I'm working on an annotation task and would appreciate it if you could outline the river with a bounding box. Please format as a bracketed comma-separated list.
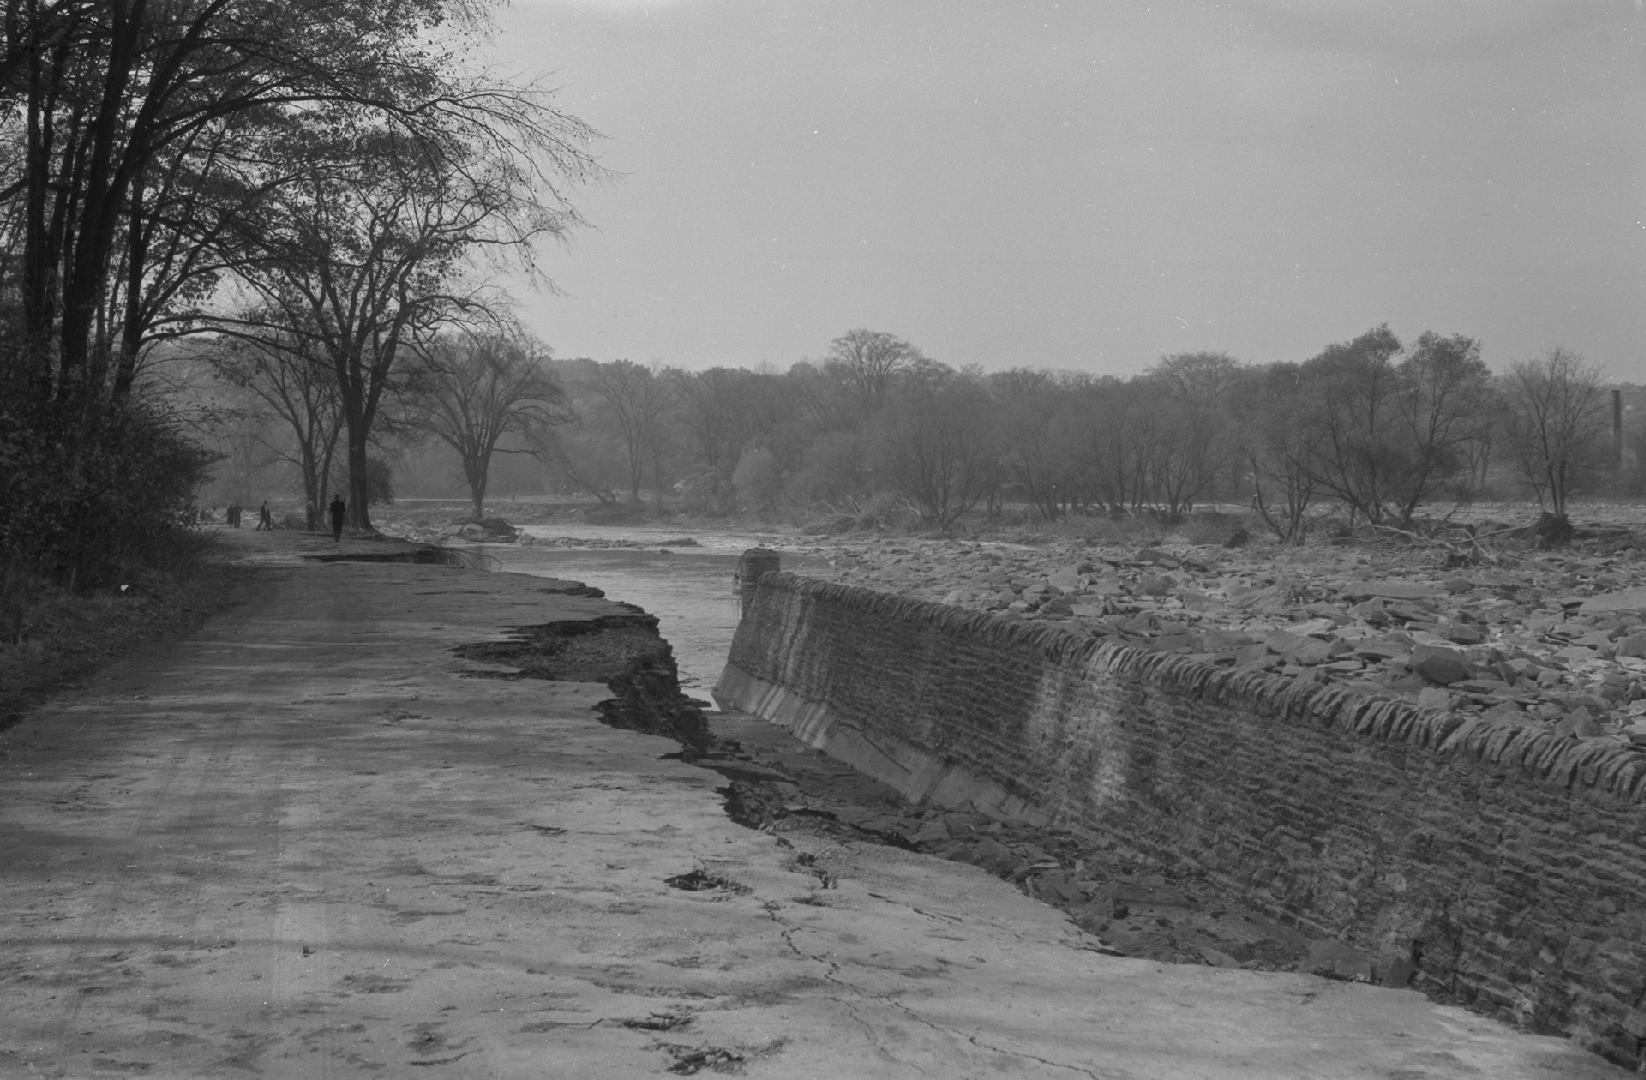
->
[461, 524, 835, 705]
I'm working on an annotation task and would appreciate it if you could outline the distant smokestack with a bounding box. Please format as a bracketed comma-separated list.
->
[1615, 388, 1625, 471]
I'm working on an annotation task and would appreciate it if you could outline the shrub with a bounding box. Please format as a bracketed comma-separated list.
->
[0, 397, 213, 591]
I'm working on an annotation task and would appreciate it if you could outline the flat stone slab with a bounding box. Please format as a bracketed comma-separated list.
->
[1580, 587, 1646, 614]
[1340, 580, 1439, 601]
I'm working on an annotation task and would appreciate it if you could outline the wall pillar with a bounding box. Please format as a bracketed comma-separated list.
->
[735, 548, 781, 619]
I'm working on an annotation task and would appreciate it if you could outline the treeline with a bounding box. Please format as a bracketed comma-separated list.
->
[0, 0, 596, 589]
[191, 313, 1624, 547]
[522, 327, 1623, 541]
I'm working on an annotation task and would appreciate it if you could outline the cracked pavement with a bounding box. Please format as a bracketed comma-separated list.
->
[0, 529, 1627, 1078]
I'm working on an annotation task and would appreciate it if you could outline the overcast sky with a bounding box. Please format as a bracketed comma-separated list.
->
[487, 0, 1645, 378]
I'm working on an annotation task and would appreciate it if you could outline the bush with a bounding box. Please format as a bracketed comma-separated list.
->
[0, 396, 214, 591]
[1178, 511, 1249, 546]
[854, 491, 920, 531]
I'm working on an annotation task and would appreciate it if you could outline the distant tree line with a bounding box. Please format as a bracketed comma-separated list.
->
[190, 306, 1629, 543]
[163, 316, 1629, 548]
[511, 326, 1620, 542]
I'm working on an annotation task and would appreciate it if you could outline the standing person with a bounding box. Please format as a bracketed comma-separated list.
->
[329, 495, 346, 542]
[256, 501, 272, 531]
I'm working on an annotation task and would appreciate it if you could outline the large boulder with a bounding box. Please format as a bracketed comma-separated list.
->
[1411, 643, 1471, 685]
[454, 516, 519, 542]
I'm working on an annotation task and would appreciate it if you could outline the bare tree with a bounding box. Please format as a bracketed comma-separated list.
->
[226, 114, 590, 531]
[581, 360, 675, 505]
[1386, 332, 1493, 522]
[1294, 326, 1404, 523]
[826, 329, 925, 418]
[1146, 351, 1240, 509]
[1069, 377, 1150, 512]
[1294, 326, 1488, 525]
[409, 328, 568, 519]
[1500, 347, 1609, 519]
[1229, 363, 1320, 543]
[991, 368, 1080, 520]
[874, 375, 1000, 531]
[207, 321, 344, 524]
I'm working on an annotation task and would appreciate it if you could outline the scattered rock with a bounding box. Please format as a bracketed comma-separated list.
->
[1581, 588, 1646, 615]
[1411, 644, 1471, 685]
[1416, 687, 1452, 711]
[1553, 707, 1601, 739]
[1341, 581, 1434, 602]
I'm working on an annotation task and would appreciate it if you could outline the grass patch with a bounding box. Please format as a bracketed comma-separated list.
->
[0, 532, 257, 732]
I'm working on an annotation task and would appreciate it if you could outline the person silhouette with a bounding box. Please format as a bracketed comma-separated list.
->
[256, 501, 272, 531]
[329, 495, 346, 541]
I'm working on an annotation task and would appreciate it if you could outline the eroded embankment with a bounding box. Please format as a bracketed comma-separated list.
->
[452, 602, 710, 753]
[453, 572, 1356, 978]
[716, 570, 1646, 1073]
[304, 544, 459, 565]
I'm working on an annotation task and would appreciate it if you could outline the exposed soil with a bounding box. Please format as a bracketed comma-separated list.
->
[452, 606, 713, 752]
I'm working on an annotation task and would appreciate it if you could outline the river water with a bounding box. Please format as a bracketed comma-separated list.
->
[463, 524, 834, 706]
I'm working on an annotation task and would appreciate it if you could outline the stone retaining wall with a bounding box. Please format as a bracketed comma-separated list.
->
[714, 571, 1646, 1071]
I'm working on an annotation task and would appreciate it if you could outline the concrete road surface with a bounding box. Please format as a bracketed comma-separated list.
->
[0, 531, 1627, 1078]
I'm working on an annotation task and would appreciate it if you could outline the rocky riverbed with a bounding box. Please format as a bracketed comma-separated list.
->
[812, 518, 1646, 749]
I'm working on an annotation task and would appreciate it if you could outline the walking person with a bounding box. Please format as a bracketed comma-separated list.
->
[256, 501, 272, 531]
[329, 495, 346, 542]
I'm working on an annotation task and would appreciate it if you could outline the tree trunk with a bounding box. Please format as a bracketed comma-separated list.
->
[469, 459, 487, 520]
[347, 428, 372, 533]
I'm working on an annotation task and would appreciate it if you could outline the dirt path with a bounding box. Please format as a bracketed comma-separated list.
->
[0, 532, 1627, 1078]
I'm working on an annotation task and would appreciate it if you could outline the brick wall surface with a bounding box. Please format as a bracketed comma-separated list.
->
[720, 572, 1646, 1070]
